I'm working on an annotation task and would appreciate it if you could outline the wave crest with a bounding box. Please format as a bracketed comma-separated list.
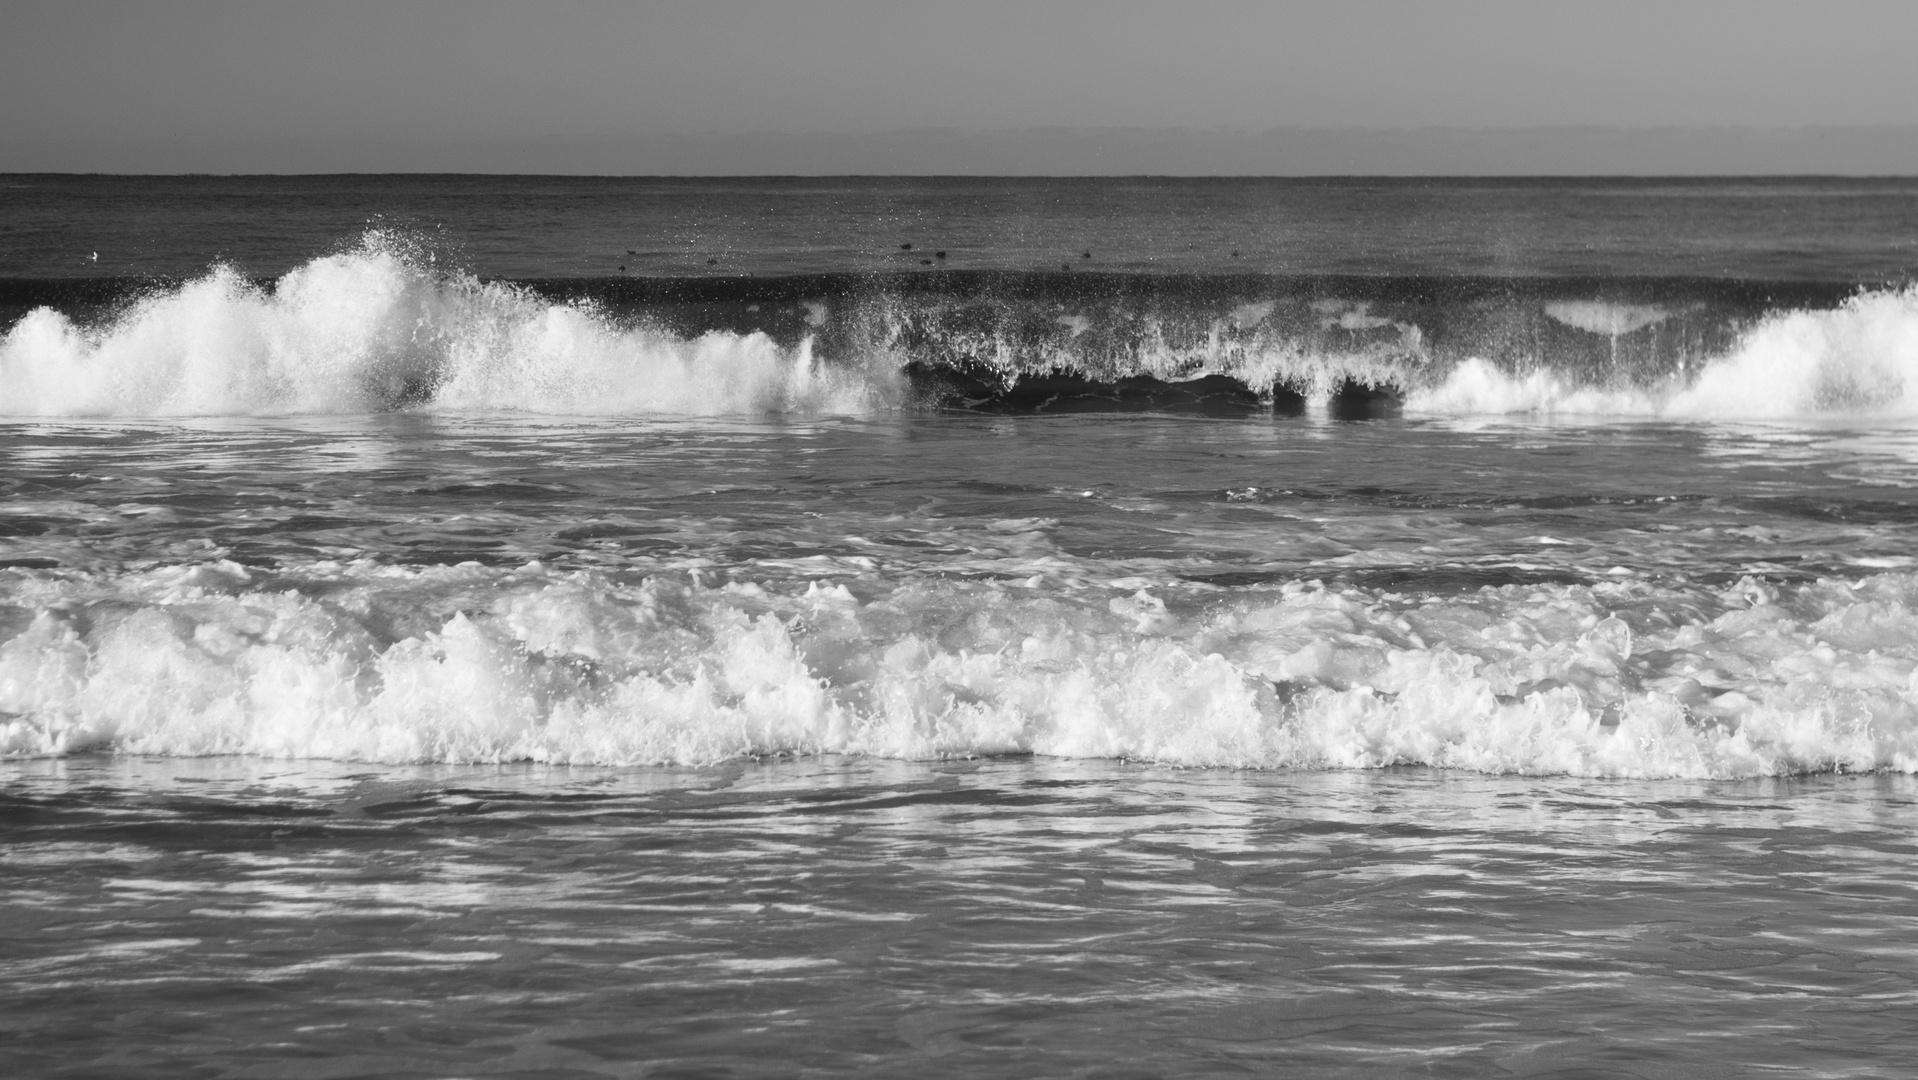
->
[1413, 287, 1918, 419]
[5, 235, 1917, 421]
[0, 235, 889, 417]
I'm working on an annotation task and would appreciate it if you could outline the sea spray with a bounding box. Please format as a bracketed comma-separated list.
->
[1413, 286, 1918, 418]
[9, 234, 1918, 420]
[0, 236, 892, 417]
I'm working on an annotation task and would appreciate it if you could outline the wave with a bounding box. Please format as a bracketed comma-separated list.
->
[4, 558, 1918, 777]
[0, 235, 892, 416]
[1415, 289, 1918, 418]
[1, 232, 1913, 420]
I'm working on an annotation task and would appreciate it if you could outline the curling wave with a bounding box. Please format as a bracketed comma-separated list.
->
[2, 233, 1914, 420]
[4, 559, 1917, 777]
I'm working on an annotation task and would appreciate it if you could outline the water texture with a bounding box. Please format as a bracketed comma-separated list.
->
[4, 757, 1916, 1079]
[5, 176, 1918, 1076]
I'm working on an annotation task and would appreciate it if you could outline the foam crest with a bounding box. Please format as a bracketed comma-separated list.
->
[7, 242, 1918, 421]
[4, 561, 1916, 777]
[1413, 287, 1918, 419]
[1666, 287, 1918, 418]
[0, 235, 889, 417]
[1406, 358, 1658, 416]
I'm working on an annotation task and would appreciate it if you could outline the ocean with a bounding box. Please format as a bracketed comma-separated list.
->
[4, 175, 1918, 1076]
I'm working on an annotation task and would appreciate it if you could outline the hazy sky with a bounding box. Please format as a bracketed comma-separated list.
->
[6, 0, 1918, 173]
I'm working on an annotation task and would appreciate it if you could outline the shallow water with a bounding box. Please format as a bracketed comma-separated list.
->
[4, 756, 1915, 1078]
[8, 412, 1918, 578]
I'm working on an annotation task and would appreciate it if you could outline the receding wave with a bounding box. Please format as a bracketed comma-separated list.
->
[2, 232, 1913, 420]
[3, 558, 1916, 777]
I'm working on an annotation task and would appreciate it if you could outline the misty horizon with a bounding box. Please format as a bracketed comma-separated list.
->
[12, 124, 1918, 176]
[8, 0, 1918, 175]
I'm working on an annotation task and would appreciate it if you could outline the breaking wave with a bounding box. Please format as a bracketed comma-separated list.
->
[2, 233, 1914, 420]
[1415, 289, 1918, 419]
[4, 559, 1917, 777]
[0, 236, 891, 416]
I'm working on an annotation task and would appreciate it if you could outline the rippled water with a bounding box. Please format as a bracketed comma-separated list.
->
[10, 175, 1918, 280]
[5, 756, 1915, 1077]
[10, 413, 1918, 579]
[9, 414, 1918, 775]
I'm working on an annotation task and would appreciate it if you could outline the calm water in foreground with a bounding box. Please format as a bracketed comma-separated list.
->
[6, 756, 1917, 1078]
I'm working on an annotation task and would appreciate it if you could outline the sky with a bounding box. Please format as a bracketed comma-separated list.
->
[5, 0, 1918, 173]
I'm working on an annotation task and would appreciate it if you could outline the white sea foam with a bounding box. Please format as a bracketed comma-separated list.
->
[1408, 358, 1661, 416]
[0, 235, 889, 417]
[1412, 287, 1918, 419]
[1666, 288, 1918, 418]
[4, 560, 1915, 777]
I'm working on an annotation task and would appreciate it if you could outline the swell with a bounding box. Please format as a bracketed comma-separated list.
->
[1, 237, 1912, 419]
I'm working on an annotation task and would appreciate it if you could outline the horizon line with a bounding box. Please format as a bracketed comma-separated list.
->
[10, 125, 1918, 177]
[10, 172, 1918, 180]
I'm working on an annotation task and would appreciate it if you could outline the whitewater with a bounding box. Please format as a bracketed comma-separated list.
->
[8, 556, 1918, 777]
[3, 235, 1918, 778]
[5, 232, 1918, 778]
[5, 234, 1917, 420]
[9, 175, 1918, 1078]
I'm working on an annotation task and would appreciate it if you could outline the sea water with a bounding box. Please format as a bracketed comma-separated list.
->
[3, 176, 1918, 1076]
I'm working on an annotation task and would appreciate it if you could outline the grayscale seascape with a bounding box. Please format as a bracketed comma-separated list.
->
[5, 173, 1918, 1075]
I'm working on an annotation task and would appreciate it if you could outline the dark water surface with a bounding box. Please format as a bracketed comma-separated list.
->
[8, 174, 1918, 280]
[5, 756, 1916, 1079]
